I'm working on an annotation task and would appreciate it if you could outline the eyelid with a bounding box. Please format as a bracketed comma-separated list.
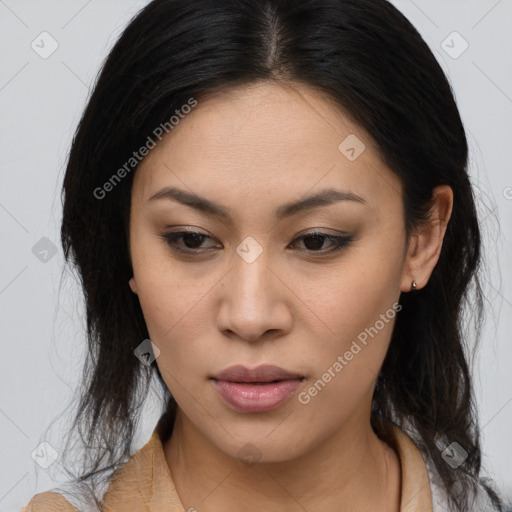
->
[289, 231, 353, 253]
[160, 228, 219, 254]
[159, 227, 354, 256]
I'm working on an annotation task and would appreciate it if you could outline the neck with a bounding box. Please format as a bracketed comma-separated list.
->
[163, 410, 401, 512]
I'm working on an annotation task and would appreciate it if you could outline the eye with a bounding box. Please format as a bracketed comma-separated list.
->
[159, 228, 354, 256]
[289, 230, 354, 254]
[160, 230, 220, 254]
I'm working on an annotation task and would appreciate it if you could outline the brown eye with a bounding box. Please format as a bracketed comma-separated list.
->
[179, 232, 207, 249]
[291, 232, 354, 254]
[302, 234, 327, 251]
[160, 230, 220, 254]
[160, 229, 353, 257]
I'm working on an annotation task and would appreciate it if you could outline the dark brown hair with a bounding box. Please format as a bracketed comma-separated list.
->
[53, 0, 504, 510]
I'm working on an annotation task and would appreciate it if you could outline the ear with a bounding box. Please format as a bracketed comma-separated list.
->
[400, 185, 453, 292]
[129, 276, 138, 294]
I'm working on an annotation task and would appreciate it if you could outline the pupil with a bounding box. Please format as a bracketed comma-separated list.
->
[184, 233, 204, 248]
[305, 235, 324, 250]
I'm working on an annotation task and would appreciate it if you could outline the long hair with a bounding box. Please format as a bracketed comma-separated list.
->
[54, 0, 504, 510]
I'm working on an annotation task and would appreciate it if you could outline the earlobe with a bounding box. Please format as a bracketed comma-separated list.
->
[129, 277, 138, 294]
[400, 234, 420, 292]
[400, 185, 453, 292]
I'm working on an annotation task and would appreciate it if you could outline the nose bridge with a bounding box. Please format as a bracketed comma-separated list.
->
[218, 237, 288, 340]
[231, 237, 272, 308]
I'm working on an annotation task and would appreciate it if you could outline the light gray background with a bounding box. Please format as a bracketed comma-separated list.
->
[1, 1, 511, 510]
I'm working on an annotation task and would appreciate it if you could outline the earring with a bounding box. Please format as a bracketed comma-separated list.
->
[411, 281, 417, 291]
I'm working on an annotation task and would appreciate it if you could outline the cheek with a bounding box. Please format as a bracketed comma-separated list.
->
[133, 265, 219, 381]
[131, 232, 204, 333]
[293, 281, 400, 431]
[291, 250, 402, 407]
[137, 275, 209, 346]
[139, 286, 212, 402]
[129, 226, 225, 378]
[298, 259, 400, 343]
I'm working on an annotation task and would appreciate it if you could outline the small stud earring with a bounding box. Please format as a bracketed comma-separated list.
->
[411, 281, 417, 291]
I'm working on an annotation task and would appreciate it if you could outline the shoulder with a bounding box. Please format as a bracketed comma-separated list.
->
[23, 491, 79, 512]
[426, 459, 503, 512]
[22, 432, 161, 512]
[409, 434, 503, 512]
[389, 423, 503, 512]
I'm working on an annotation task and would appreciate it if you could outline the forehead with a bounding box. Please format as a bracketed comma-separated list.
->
[132, 81, 403, 213]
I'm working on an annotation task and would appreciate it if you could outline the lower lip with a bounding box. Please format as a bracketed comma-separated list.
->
[212, 378, 303, 412]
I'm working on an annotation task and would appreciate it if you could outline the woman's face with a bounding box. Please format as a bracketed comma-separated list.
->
[128, 80, 413, 462]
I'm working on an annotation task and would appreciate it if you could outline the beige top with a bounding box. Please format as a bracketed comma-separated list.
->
[23, 423, 433, 511]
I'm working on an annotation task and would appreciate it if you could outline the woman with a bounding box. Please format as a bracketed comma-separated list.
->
[24, 0, 505, 510]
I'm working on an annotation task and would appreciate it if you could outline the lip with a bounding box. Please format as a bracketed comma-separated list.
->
[212, 364, 304, 383]
[211, 364, 305, 413]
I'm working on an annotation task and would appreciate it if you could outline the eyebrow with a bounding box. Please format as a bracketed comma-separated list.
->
[147, 186, 366, 220]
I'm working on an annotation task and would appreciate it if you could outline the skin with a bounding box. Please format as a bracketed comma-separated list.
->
[128, 80, 453, 511]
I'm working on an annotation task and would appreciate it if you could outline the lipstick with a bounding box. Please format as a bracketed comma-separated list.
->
[211, 364, 304, 413]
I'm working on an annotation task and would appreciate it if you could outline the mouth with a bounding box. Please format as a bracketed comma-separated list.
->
[211, 364, 305, 383]
[211, 364, 305, 413]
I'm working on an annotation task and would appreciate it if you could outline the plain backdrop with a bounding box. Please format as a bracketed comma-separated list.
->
[0, 1, 511, 510]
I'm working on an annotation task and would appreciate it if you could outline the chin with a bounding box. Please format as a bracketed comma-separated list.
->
[209, 427, 310, 465]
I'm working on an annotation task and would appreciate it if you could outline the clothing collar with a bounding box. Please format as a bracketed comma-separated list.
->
[102, 423, 433, 511]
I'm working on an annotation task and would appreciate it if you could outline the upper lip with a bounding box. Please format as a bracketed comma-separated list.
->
[212, 364, 304, 383]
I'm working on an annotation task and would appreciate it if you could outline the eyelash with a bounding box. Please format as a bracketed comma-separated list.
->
[159, 229, 354, 256]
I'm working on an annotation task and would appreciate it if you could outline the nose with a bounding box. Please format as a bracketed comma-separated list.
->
[216, 245, 293, 343]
